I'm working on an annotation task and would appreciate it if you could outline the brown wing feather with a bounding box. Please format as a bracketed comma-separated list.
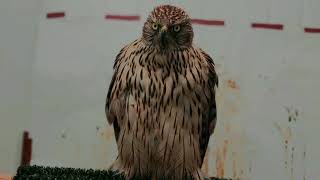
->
[105, 73, 121, 141]
[198, 49, 218, 164]
[105, 45, 129, 142]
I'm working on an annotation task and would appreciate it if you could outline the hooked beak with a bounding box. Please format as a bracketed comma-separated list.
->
[160, 25, 168, 50]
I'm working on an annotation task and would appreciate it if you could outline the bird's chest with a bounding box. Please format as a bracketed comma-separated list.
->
[129, 65, 202, 109]
[130, 67, 171, 103]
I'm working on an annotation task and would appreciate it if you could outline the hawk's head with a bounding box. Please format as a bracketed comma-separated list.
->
[142, 5, 194, 52]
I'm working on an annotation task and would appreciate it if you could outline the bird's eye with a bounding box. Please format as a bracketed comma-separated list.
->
[152, 23, 159, 30]
[173, 25, 181, 32]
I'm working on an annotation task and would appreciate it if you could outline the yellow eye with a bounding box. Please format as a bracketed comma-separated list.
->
[152, 23, 159, 30]
[173, 25, 181, 32]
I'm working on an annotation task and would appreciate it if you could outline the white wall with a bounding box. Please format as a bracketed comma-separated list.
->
[1, 0, 320, 179]
[0, 0, 42, 175]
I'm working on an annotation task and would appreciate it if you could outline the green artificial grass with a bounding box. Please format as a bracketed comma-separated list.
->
[13, 165, 232, 180]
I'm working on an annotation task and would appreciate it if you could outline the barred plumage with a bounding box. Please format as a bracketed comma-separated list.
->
[105, 5, 218, 180]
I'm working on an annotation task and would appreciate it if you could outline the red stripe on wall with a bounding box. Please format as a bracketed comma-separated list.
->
[191, 19, 225, 26]
[251, 23, 283, 30]
[304, 27, 320, 33]
[46, 12, 65, 19]
[105, 14, 140, 21]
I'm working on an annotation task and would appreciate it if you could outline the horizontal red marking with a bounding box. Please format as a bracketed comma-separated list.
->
[251, 23, 283, 30]
[191, 19, 225, 26]
[105, 14, 140, 21]
[304, 27, 320, 33]
[46, 12, 65, 19]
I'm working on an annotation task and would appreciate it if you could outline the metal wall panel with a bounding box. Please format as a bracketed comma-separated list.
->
[28, 1, 320, 179]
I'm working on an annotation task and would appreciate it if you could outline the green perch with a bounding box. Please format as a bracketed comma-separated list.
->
[13, 165, 232, 180]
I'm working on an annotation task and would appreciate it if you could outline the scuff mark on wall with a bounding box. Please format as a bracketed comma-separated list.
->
[231, 131, 246, 180]
[212, 122, 248, 179]
[285, 139, 288, 169]
[232, 151, 237, 179]
[303, 145, 307, 180]
[215, 148, 225, 178]
[211, 75, 247, 179]
[258, 74, 269, 80]
[61, 132, 67, 139]
[274, 122, 292, 170]
[248, 159, 252, 175]
[274, 106, 305, 180]
[60, 129, 70, 140]
[226, 79, 240, 90]
[290, 147, 294, 180]
[214, 139, 229, 178]
[202, 147, 209, 175]
[285, 106, 299, 123]
[100, 126, 114, 140]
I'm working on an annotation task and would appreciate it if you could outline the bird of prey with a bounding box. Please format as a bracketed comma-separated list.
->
[105, 5, 218, 180]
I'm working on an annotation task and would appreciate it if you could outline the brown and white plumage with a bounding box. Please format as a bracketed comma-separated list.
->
[105, 5, 218, 180]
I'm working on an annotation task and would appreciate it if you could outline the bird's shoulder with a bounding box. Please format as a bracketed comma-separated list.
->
[191, 46, 219, 87]
[113, 38, 145, 69]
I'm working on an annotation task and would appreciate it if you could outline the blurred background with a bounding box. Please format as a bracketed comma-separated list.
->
[0, 0, 320, 179]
